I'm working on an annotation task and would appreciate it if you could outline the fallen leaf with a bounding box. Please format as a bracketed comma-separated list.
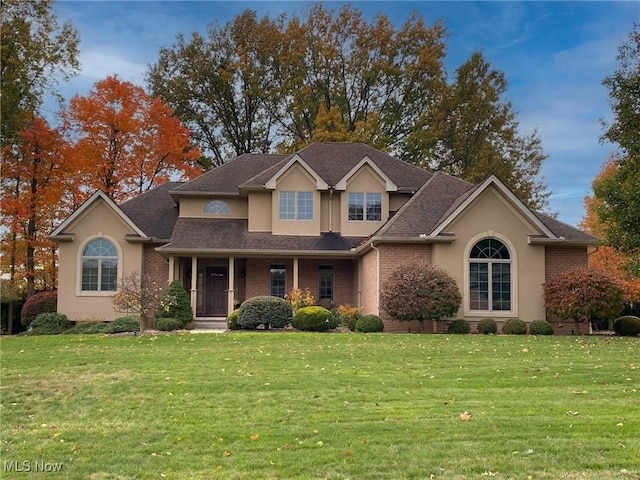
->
[460, 411, 471, 421]
[250, 434, 259, 441]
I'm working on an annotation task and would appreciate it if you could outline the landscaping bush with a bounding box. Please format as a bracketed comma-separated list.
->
[153, 317, 183, 331]
[104, 316, 140, 333]
[529, 319, 554, 335]
[613, 315, 640, 336]
[502, 318, 527, 335]
[448, 319, 470, 334]
[477, 318, 497, 334]
[333, 304, 361, 331]
[227, 309, 240, 330]
[380, 261, 461, 332]
[355, 314, 384, 333]
[238, 296, 293, 329]
[64, 322, 109, 334]
[156, 281, 193, 327]
[29, 312, 71, 335]
[20, 291, 57, 327]
[292, 306, 332, 332]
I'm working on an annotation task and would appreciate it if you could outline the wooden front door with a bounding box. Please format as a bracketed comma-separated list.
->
[205, 266, 227, 316]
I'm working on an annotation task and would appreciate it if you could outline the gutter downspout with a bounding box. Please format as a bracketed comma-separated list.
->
[370, 240, 380, 316]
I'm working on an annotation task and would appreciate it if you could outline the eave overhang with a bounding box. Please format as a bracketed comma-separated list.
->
[353, 234, 457, 254]
[527, 236, 601, 247]
[155, 247, 359, 258]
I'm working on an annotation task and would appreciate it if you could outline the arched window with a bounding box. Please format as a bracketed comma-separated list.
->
[81, 238, 118, 291]
[469, 238, 511, 311]
[203, 200, 231, 214]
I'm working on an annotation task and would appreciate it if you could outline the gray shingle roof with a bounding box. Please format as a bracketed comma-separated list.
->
[118, 182, 181, 240]
[533, 212, 599, 243]
[242, 143, 431, 192]
[158, 218, 365, 253]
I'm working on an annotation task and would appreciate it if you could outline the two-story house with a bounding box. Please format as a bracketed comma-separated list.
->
[50, 143, 598, 333]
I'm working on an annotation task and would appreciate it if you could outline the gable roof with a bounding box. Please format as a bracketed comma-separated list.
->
[49, 190, 148, 241]
[243, 143, 431, 192]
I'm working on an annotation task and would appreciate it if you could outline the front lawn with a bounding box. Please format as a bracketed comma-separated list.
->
[1, 333, 638, 479]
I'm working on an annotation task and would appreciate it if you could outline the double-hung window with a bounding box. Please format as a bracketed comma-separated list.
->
[279, 191, 313, 220]
[318, 265, 335, 301]
[469, 238, 511, 311]
[270, 264, 286, 298]
[81, 238, 118, 292]
[348, 192, 382, 221]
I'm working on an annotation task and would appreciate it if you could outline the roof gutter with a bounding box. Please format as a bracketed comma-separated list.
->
[527, 235, 601, 247]
[353, 234, 457, 255]
[154, 247, 360, 258]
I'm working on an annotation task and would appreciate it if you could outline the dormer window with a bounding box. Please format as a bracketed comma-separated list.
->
[348, 192, 382, 221]
[203, 200, 231, 214]
[279, 191, 313, 221]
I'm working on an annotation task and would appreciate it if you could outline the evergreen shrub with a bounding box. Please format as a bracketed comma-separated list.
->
[502, 318, 527, 334]
[529, 319, 554, 335]
[227, 309, 240, 330]
[613, 315, 640, 336]
[447, 319, 470, 334]
[238, 296, 293, 329]
[29, 312, 71, 335]
[292, 306, 332, 332]
[64, 322, 109, 334]
[105, 316, 140, 333]
[477, 318, 497, 334]
[153, 317, 182, 331]
[355, 314, 384, 333]
[156, 281, 193, 327]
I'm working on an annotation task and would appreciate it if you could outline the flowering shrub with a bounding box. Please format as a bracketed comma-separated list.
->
[543, 268, 624, 334]
[380, 261, 461, 331]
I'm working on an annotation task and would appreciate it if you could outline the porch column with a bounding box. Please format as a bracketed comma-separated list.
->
[190, 256, 198, 315]
[227, 256, 235, 315]
[167, 255, 175, 282]
[293, 257, 299, 290]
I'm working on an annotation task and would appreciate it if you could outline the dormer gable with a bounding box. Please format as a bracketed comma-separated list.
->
[335, 155, 398, 192]
[264, 154, 329, 190]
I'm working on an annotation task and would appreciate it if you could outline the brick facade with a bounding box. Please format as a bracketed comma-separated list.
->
[142, 244, 169, 328]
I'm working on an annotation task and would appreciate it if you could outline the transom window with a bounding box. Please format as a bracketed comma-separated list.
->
[82, 238, 118, 292]
[270, 264, 286, 298]
[348, 192, 382, 221]
[203, 200, 231, 214]
[469, 238, 511, 311]
[279, 191, 313, 220]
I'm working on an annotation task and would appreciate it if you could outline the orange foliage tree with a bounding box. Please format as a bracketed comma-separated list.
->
[0, 115, 74, 297]
[60, 75, 201, 203]
[581, 154, 640, 306]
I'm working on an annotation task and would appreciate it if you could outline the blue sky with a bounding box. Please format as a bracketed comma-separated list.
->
[51, 1, 639, 227]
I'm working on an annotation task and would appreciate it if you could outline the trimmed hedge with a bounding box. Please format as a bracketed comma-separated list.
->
[238, 296, 293, 329]
[448, 319, 470, 334]
[477, 318, 497, 334]
[20, 291, 57, 327]
[613, 315, 640, 336]
[29, 312, 71, 335]
[502, 318, 527, 335]
[64, 322, 109, 334]
[529, 319, 554, 335]
[292, 306, 332, 332]
[154, 317, 183, 331]
[355, 314, 384, 333]
[105, 316, 140, 333]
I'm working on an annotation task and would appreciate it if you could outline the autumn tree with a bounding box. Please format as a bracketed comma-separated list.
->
[543, 268, 625, 334]
[0, 0, 79, 146]
[0, 116, 73, 298]
[581, 155, 640, 308]
[593, 24, 640, 275]
[60, 75, 202, 203]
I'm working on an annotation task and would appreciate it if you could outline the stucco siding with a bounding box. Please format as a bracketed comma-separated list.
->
[180, 196, 248, 218]
[271, 165, 321, 236]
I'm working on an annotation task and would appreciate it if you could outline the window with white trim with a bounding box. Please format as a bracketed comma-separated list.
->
[348, 192, 382, 221]
[279, 191, 313, 220]
[81, 238, 118, 291]
[469, 238, 511, 311]
[203, 200, 231, 214]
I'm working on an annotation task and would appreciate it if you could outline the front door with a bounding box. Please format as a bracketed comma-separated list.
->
[205, 266, 228, 316]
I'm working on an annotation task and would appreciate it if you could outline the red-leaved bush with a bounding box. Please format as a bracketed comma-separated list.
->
[380, 261, 461, 330]
[20, 291, 58, 326]
[543, 268, 624, 334]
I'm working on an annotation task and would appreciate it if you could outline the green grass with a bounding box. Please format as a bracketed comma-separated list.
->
[1, 332, 639, 479]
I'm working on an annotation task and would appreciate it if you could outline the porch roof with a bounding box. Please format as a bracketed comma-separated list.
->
[157, 218, 366, 255]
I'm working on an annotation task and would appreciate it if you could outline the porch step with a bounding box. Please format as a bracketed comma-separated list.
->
[192, 318, 227, 331]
